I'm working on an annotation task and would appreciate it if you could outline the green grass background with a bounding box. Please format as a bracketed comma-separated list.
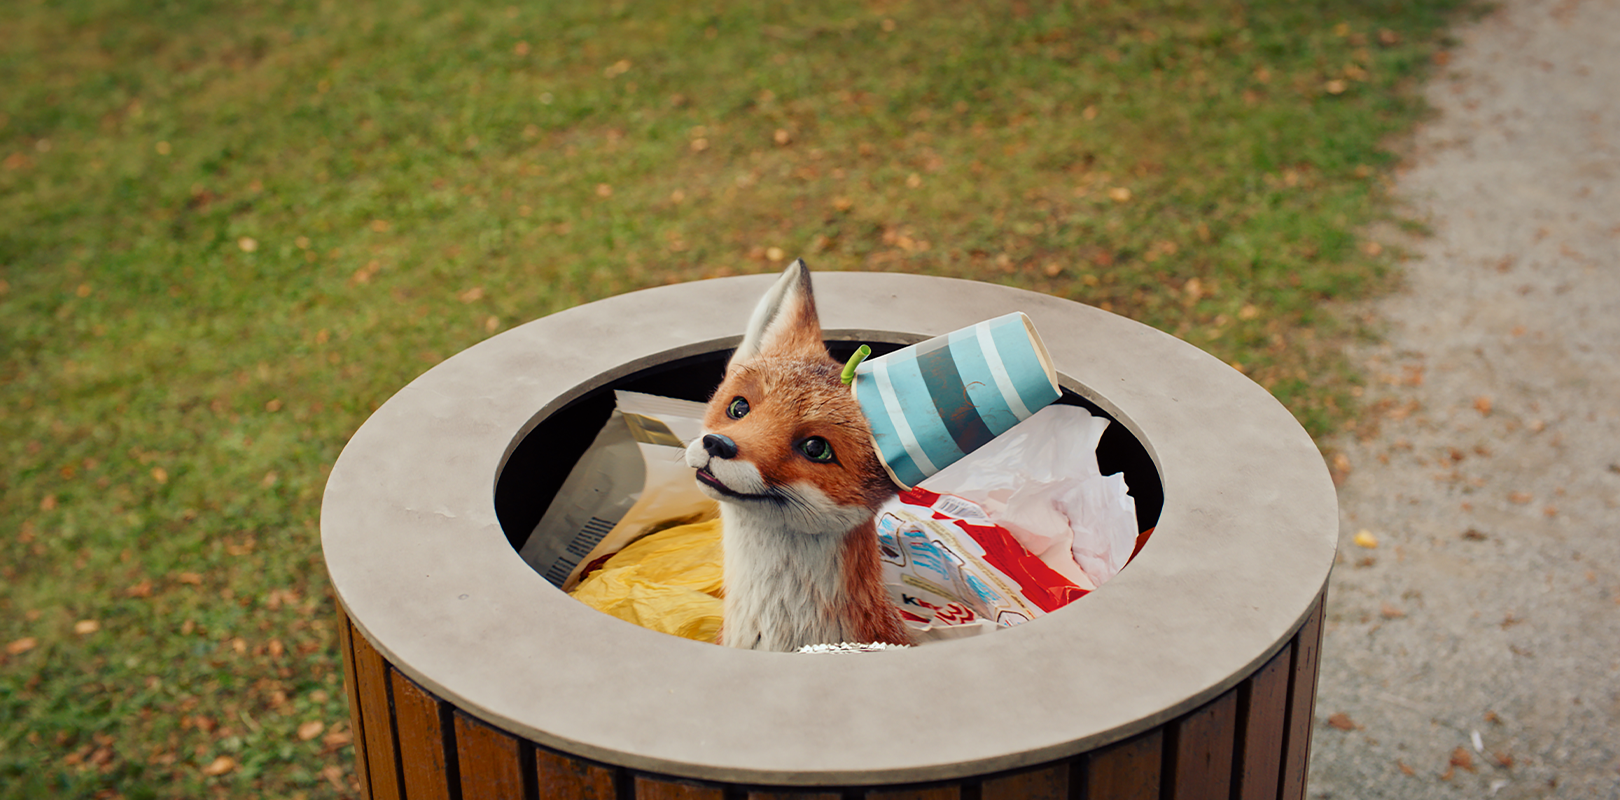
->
[3, 0, 1467, 796]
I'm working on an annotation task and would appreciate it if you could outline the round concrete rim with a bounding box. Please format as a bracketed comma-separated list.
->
[320, 272, 1337, 786]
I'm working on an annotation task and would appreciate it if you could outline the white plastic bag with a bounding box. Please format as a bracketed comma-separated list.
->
[919, 404, 1138, 589]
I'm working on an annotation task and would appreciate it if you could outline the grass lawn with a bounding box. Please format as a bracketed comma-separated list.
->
[2, 0, 1468, 797]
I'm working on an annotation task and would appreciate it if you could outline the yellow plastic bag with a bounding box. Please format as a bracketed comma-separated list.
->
[567, 518, 724, 643]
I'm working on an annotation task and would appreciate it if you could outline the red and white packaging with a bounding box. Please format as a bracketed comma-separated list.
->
[876, 488, 1089, 642]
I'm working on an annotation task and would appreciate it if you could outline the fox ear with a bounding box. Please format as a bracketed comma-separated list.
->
[731, 258, 825, 368]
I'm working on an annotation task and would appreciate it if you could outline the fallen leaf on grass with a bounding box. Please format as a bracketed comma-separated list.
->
[126, 580, 154, 598]
[321, 764, 347, 789]
[322, 727, 354, 750]
[297, 720, 325, 741]
[1327, 712, 1358, 731]
[5, 637, 38, 655]
[177, 572, 203, 585]
[73, 619, 100, 635]
[200, 755, 236, 776]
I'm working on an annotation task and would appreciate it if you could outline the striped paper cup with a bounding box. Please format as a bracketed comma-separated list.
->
[852, 312, 1060, 489]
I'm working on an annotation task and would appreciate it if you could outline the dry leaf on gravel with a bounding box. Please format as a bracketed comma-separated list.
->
[1379, 604, 1406, 619]
[1397, 759, 1416, 776]
[1473, 396, 1493, 415]
[1328, 712, 1358, 731]
[1353, 530, 1379, 548]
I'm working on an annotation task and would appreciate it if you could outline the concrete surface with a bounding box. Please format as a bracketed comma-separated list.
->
[1308, 0, 1620, 797]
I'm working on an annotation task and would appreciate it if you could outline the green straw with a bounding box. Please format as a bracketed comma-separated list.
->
[841, 345, 871, 385]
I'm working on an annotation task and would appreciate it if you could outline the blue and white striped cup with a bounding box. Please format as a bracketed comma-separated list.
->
[852, 312, 1061, 489]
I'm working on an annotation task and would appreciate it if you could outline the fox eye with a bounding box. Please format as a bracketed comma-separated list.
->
[797, 436, 835, 463]
[726, 397, 750, 419]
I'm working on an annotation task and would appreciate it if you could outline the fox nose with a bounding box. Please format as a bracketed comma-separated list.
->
[702, 434, 738, 459]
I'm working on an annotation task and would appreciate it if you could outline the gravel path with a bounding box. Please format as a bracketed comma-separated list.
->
[1307, 0, 1620, 797]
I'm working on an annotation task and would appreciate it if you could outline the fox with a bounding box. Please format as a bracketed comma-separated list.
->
[683, 259, 910, 652]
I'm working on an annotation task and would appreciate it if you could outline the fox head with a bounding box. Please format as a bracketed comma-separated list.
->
[684, 260, 898, 536]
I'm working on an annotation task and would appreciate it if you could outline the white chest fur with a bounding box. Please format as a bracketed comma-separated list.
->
[719, 502, 865, 651]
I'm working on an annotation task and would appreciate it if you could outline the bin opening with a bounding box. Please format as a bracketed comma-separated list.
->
[497, 342, 1162, 554]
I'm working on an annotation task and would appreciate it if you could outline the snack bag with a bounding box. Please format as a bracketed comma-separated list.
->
[877, 488, 1089, 642]
[518, 391, 716, 590]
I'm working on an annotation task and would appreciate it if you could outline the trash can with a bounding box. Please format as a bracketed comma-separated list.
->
[320, 271, 1336, 799]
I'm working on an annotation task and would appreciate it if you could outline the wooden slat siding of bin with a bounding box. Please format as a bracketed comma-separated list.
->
[391, 666, 460, 800]
[336, 607, 373, 799]
[1279, 595, 1325, 800]
[455, 710, 534, 800]
[744, 790, 843, 800]
[350, 620, 405, 800]
[980, 762, 1068, 800]
[1162, 688, 1237, 800]
[862, 785, 960, 800]
[632, 774, 727, 799]
[1233, 645, 1292, 800]
[1078, 728, 1161, 800]
[534, 746, 617, 800]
